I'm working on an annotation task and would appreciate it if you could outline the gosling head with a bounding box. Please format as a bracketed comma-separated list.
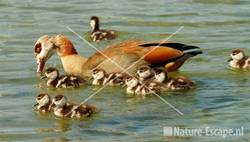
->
[153, 68, 168, 83]
[136, 65, 153, 79]
[34, 93, 51, 109]
[125, 76, 139, 88]
[44, 67, 59, 80]
[90, 16, 100, 32]
[52, 95, 67, 108]
[229, 49, 245, 62]
[92, 69, 105, 80]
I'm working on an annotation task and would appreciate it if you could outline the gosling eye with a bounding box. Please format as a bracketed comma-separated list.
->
[232, 51, 240, 55]
[93, 70, 98, 74]
[232, 52, 237, 55]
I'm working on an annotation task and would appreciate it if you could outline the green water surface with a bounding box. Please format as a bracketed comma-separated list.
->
[0, 0, 250, 141]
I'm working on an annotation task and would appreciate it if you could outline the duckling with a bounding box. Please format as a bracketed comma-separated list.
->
[153, 68, 196, 91]
[125, 76, 156, 96]
[228, 49, 250, 70]
[91, 69, 125, 86]
[153, 68, 169, 83]
[33, 93, 53, 113]
[166, 76, 196, 91]
[136, 65, 154, 82]
[52, 95, 95, 118]
[90, 16, 116, 42]
[43, 67, 83, 88]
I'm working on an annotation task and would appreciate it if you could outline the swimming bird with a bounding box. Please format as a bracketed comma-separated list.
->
[43, 67, 83, 88]
[136, 65, 154, 82]
[165, 76, 196, 91]
[52, 95, 95, 118]
[153, 68, 169, 83]
[125, 76, 156, 96]
[228, 49, 250, 70]
[91, 68, 125, 86]
[153, 68, 196, 91]
[90, 16, 116, 42]
[34, 35, 202, 78]
[33, 93, 53, 113]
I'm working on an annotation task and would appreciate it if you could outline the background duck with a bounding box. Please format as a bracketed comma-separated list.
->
[90, 16, 116, 42]
[228, 49, 250, 70]
[52, 95, 95, 118]
[34, 35, 202, 78]
[33, 93, 52, 113]
[43, 67, 84, 88]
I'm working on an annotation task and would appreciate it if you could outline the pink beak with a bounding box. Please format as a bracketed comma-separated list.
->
[36, 58, 45, 73]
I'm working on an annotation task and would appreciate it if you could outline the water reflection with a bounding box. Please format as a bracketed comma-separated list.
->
[42, 138, 70, 142]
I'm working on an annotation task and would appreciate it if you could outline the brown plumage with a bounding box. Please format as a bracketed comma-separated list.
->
[34, 35, 202, 78]
[52, 95, 96, 118]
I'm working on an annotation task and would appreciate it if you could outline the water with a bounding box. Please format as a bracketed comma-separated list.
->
[0, 0, 250, 141]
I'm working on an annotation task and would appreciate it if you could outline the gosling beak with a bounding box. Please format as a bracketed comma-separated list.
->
[40, 75, 47, 80]
[33, 103, 38, 109]
[50, 103, 56, 108]
[122, 83, 127, 87]
[227, 58, 233, 62]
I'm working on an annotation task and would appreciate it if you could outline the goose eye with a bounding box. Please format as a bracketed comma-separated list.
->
[34, 43, 42, 54]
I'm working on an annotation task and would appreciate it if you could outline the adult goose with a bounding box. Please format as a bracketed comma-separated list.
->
[34, 35, 202, 78]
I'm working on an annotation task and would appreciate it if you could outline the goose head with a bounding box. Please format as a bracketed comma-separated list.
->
[34, 35, 55, 73]
[90, 16, 100, 32]
[34, 35, 78, 73]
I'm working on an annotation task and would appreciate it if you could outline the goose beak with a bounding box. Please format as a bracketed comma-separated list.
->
[36, 58, 45, 73]
[227, 58, 233, 62]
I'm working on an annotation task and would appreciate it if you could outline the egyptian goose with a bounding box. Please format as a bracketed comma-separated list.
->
[91, 68, 124, 86]
[34, 35, 202, 78]
[228, 49, 250, 70]
[33, 93, 53, 113]
[90, 16, 116, 42]
[43, 67, 84, 88]
[52, 95, 95, 118]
